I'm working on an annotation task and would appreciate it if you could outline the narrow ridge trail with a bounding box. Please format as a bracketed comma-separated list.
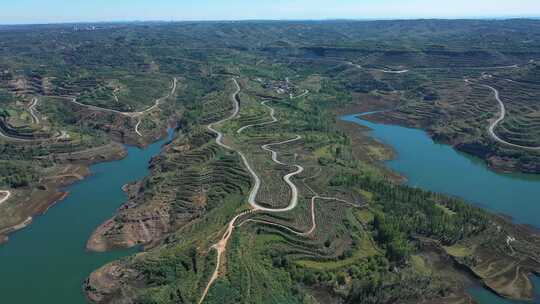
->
[199, 78, 353, 304]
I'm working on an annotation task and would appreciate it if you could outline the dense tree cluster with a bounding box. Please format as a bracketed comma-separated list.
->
[332, 173, 489, 251]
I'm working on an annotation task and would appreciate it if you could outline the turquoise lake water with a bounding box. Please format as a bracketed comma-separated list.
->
[1, 112, 539, 304]
[341, 113, 540, 304]
[0, 132, 171, 304]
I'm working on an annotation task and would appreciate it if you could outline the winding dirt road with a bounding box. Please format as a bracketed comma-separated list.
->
[66, 77, 177, 136]
[0, 97, 42, 141]
[199, 78, 354, 303]
[66, 77, 177, 118]
[236, 100, 276, 134]
[483, 84, 540, 150]
[290, 90, 310, 99]
[346, 60, 521, 74]
[199, 78, 242, 304]
[201, 78, 306, 303]
[233, 97, 305, 211]
[256, 136, 304, 212]
[0, 190, 11, 206]
[465, 79, 540, 150]
[210, 84, 305, 212]
[199, 65, 534, 302]
[134, 119, 143, 137]
[237, 196, 356, 237]
[28, 98, 40, 124]
[376, 68, 410, 74]
[135, 77, 178, 116]
[1, 78, 177, 141]
[346, 62, 409, 74]
[198, 210, 251, 304]
[206, 78, 241, 150]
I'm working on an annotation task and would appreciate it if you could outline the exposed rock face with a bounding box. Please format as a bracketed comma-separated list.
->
[84, 262, 138, 304]
[87, 201, 172, 252]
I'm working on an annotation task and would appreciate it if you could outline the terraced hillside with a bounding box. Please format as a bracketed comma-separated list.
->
[483, 65, 540, 148]
[1, 20, 540, 303]
[86, 75, 540, 304]
[360, 61, 540, 173]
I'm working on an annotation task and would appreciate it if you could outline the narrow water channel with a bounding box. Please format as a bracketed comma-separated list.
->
[341, 113, 540, 304]
[0, 131, 172, 304]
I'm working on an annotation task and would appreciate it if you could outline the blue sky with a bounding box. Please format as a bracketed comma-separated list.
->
[2, 0, 540, 24]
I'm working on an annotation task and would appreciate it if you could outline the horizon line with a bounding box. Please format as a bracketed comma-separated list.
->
[2, 15, 540, 27]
